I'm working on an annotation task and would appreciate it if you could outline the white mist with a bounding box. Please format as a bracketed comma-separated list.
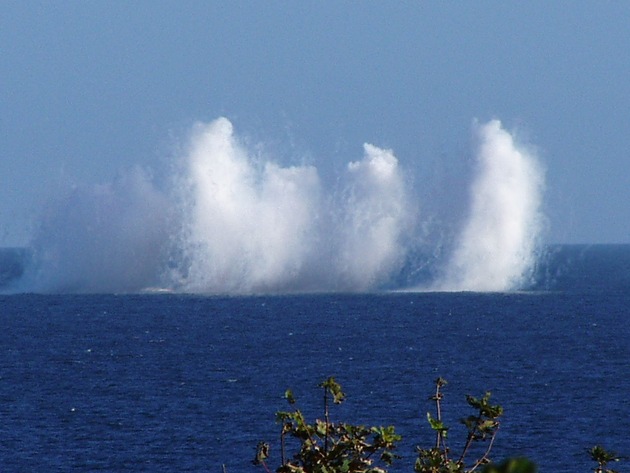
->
[176, 117, 320, 293]
[19, 117, 544, 294]
[171, 117, 411, 293]
[438, 120, 545, 291]
[24, 168, 171, 293]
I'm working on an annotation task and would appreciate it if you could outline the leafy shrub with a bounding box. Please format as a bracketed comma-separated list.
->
[251, 377, 620, 473]
[254, 377, 400, 473]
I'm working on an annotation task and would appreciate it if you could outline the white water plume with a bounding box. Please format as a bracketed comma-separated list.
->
[173, 118, 320, 292]
[169, 117, 411, 293]
[16, 117, 545, 294]
[437, 120, 545, 291]
[334, 144, 411, 290]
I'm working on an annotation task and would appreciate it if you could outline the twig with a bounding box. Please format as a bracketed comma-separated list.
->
[468, 428, 499, 473]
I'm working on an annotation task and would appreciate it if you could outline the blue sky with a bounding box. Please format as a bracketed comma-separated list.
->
[2, 1, 629, 245]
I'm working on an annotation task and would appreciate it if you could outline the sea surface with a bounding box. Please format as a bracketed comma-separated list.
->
[0, 245, 629, 472]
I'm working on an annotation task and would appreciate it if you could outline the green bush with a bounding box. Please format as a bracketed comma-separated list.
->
[251, 377, 620, 473]
[254, 377, 400, 473]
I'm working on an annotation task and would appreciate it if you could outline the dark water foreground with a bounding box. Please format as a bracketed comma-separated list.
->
[0, 287, 628, 472]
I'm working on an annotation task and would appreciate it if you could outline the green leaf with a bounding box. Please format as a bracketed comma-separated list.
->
[435, 377, 448, 388]
[426, 412, 448, 437]
[285, 389, 296, 404]
[319, 377, 346, 404]
[482, 458, 537, 473]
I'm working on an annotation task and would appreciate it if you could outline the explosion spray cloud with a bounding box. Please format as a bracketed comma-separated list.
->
[18, 117, 544, 294]
[23, 168, 171, 293]
[172, 118, 321, 293]
[437, 120, 545, 291]
[167, 117, 412, 293]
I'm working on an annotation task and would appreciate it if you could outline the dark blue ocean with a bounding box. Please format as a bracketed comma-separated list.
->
[0, 245, 629, 472]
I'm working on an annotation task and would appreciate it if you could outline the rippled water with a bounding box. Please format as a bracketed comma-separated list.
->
[0, 280, 629, 471]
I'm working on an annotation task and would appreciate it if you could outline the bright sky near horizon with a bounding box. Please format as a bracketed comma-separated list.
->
[1, 1, 629, 245]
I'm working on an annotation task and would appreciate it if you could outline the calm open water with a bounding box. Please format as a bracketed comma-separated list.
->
[0, 245, 629, 472]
